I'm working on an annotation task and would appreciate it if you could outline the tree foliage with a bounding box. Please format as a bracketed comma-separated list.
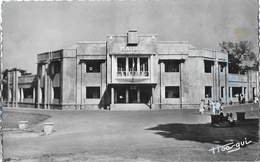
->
[219, 41, 257, 74]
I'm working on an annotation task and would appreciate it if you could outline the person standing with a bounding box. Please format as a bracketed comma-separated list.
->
[215, 100, 221, 115]
[199, 99, 205, 114]
[211, 100, 216, 115]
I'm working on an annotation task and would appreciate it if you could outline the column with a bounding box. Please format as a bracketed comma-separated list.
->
[225, 63, 229, 105]
[150, 55, 154, 82]
[33, 88, 36, 103]
[137, 57, 140, 76]
[126, 57, 129, 76]
[44, 65, 48, 109]
[214, 60, 219, 101]
[179, 62, 183, 108]
[20, 88, 24, 102]
[7, 72, 10, 107]
[16, 72, 20, 106]
[111, 86, 114, 110]
[137, 86, 140, 103]
[114, 88, 117, 103]
[151, 86, 155, 109]
[229, 87, 232, 98]
[126, 87, 129, 103]
[242, 86, 245, 97]
[12, 71, 15, 107]
[37, 76, 41, 108]
[160, 62, 163, 105]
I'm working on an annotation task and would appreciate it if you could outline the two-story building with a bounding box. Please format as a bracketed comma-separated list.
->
[6, 30, 259, 110]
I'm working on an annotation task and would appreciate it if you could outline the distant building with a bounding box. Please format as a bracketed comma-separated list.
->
[6, 30, 259, 110]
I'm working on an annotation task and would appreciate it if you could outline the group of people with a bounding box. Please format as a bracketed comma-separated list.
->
[199, 99, 223, 115]
[199, 99, 235, 126]
[219, 112, 235, 126]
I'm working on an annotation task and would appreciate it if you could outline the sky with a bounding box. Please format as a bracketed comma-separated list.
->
[2, 0, 258, 74]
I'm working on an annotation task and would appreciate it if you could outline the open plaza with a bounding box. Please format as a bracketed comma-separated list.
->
[3, 103, 260, 161]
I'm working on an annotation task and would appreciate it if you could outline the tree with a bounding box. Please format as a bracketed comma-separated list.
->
[1, 68, 32, 101]
[219, 41, 256, 74]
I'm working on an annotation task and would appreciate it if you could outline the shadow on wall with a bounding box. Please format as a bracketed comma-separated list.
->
[98, 88, 108, 109]
[146, 120, 259, 145]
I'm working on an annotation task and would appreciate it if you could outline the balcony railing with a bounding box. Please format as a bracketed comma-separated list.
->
[117, 71, 149, 77]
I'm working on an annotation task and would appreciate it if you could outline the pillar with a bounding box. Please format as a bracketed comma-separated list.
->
[126, 57, 129, 76]
[150, 55, 154, 82]
[20, 88, 24, 102]
[114, 88, 117, 103]
[126, 87, 129, 103]
[137, 57, 140, 76]
[151, 86, 155, 109]
[12, 71, 15, 107]
[15, 71, 19, 107]
[37, 76, 41, 109]
[159, 62, 163, 106]
[229, 87, 232, 98]
[111, 86, 114, 110]
[7, 72, 10, 107]
[44, 65, 48, 109]
[225, 63, 229, 105]
[242, 86, 245, 98]
[33, 88, 36, 103]
[137, 86, 140, 103]
[214, 60, 219, 101]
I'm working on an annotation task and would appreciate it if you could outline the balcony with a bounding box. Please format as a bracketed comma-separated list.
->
[117, 70, 149, 78]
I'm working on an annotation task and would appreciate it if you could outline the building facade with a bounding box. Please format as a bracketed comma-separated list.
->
[6, 30, 259, 110]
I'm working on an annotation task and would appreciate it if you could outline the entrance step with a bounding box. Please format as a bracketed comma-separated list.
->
[113, 104, 150, 110]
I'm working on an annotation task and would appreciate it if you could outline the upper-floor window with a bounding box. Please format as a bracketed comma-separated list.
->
[140, 58, 148, 72]
[53, 61, 61, 74]
[117, 57, 149, 77]
[117, 58, 126, 72]
[128, 57, 137, 72]
[86, 60, 101, 73]
[165, 60, 180, 72]
[204, 60, 213, 73]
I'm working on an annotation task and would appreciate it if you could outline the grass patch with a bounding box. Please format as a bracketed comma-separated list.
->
[3, 112, 51, 129]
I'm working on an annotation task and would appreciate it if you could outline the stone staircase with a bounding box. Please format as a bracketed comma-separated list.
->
[113, 104, 150, 110]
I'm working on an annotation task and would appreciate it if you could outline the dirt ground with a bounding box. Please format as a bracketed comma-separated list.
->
[3, 103, 260, 161]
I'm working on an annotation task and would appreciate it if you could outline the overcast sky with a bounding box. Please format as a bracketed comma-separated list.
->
[2, 0, 258, 74]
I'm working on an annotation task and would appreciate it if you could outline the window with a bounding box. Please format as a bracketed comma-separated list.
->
[86, 60, 101, 73]
[117, 58, 126, 72]
[86, 87, 100, 99]
[53, 87, 60, 99]
[53, 61, 61, 74]
[205, 86, 212, 98]
[232, 87, 242, 97]
[204, 60, 213, 73]
[165, 60, 180, 72]
[140, 58, 148, 71]
[128, 57, 137, 71]
[221, 87, 224, 98]
[24, 88, 33, 98]
[165, 86, 179, 98]
[219, 62, 226, 73]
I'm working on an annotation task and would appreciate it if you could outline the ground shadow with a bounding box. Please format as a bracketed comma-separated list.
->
[146, 119, 259, 145]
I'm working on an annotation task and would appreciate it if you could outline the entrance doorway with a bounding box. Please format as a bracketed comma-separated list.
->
[114, 85, 152, 104]
[129, 86, 137, 103]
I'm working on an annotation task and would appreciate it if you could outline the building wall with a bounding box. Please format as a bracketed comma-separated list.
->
[7, 30, 259, 110]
